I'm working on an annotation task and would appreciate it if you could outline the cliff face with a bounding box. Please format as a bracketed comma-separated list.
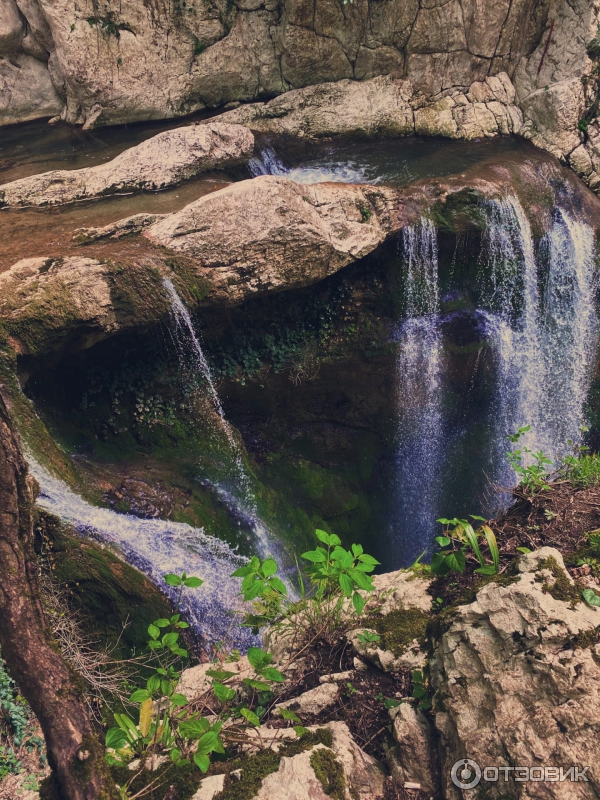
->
[0, 0, 594, 126]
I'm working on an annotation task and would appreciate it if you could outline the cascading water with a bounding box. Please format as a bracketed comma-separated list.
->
[249, 145, 378, 185]
[393, 218, 445, 563]
[28, 459, 256, 647]
[163, 278, 273, 560]
[481, 197, 599, 481]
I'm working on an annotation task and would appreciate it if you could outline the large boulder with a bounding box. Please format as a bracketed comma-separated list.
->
[0, 122, 254, 207]
[143, 175, 399, 305]
[431, 547, 600, 799]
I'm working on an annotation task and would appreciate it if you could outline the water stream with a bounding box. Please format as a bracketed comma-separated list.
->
[28, 459, 255, 647]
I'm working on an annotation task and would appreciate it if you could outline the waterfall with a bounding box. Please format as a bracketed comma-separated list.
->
[163, 279, 274, 559]
[482, 197, 599, 479]
[393, 219, 445, 562]
[28, 459, 256, 648]
[249, 145, 377, 185]
[248, 146, 288, 177]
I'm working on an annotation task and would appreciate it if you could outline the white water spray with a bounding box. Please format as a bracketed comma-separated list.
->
[394, 219, 445, 560]
[29, 459, 256, 647]
[482, 197, 599, 478]
[163, 279, 274, 561]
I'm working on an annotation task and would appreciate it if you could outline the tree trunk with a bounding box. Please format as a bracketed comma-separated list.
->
[0, 392, 116, 800]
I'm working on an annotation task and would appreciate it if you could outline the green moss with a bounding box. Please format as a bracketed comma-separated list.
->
[539, 556, 583, 607]
[214, 730, 333, 800]
[430, 189, 486, 233]
[365, 608, 429, 657]
[111, 760, 201, 800]
[36, 511, 173, 657]
[310, 749, 345, 800]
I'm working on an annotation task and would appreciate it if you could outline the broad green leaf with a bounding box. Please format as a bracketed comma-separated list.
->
[206, 669, 238, 681]
[130, 689, 151, 703]
[161, 679, 174, 697]
[162, 632, 179, 648]
[583, 588, 600, 607]
[171, 646, 188, 658]
[445, 550, 466, 574]
[412, 670, 424, 683]
[213, 682, 236, 702]
[301, 550, 326, 563]
[261, 667, 285, 683]
[147, 640, 162, 650]
[179, 719, 210, 739]
[242, 678, 270, 692]
[261, 559, 277, 577]
[196, 730, 219, 755]
[280, 708, 301, 722]
[247, 647, 271, 671]
[184, 577, 204, 588]
[357, 554, 380, 565]
[435, 536, 451, 548]
[413, 685, 427, 699]
[339, 572, 354, 598]
[231, 565, 254, 578]
[170, 748, 181, 763]
[148, 624, 160, 641]
[348, 570, 375, 591]
[430, 552, 450, 576]
[164, 574, 183, 587]
[352, 591, 366, 615]
[193, 752, 210, 773]
[106, 727, 127, 750]
[475, 565, 497, 575]
[244, 580, 266, 601]
[294, 726, 308, 737]
[170, 694, 188, 707]
[268, 577, 287, 595]
[352, 543, 364, 557]
[154, 619, 171, 628]
[240, 707, 261, 727]
[331, 547, 353, 568]
[462, 524, 484, 567]
[384, 698, 400, 710]
[315, 529, 331, 545]
[147, 675, 161, 694]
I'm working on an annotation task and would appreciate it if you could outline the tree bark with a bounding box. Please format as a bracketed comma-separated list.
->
[0, 391, 116, 800]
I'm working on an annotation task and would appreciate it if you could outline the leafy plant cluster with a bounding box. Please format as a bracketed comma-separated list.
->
[86, 12, 134, 37]
[507, 425, 553, 494]
[0, 656, 44, 778]
[104, 529, 381, 797]
[431, 517, 499, 577]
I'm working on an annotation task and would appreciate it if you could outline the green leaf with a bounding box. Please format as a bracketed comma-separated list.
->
[516, 546, 532, 554]
[261, 667, 285, 683]
[261, 559, 277, 577]
[384, 698, 400, 710]
[315, 529, 331, 545]
[301, 550, 326, 563]
[247, 647, 271, 671]
[171, 647, 188, 658]
[147, 674, 161, 693]
[352, 592, 365, 615]
[130, 689, 151, 703]
[348, 570, 375, 591]
[170, 748, 181, 763]
[331, 547, 353, 568]
[147, 640, 162, 650]
[213, 682, 236, 702]
[280, 708, 301, 723]
[352, 544, 364, 557]
[242, 678, 271, 691]
[430, 552, 450, 576]
[294, 726, 308, 737]
[179, 719, 210, 740]
[196, 730, 219, 755]
[435, 536, 451, 548]
[164, 574, 183, 587]
[148, 624, 160, 641]
[206, 669, 237, 681]
[268, 577, 287, 595]
[106, 728, 127, 750]
[462, 524, 485, 567]
[470, 515, 487, 522]
[193, 752, 210, 773]
[231, 565, 254, 578]
[357, 553, 380, 565]
[412, 685, 427, 699]
[244, 580, 266, 601]
[170, 694, 188, 707]
[154, 619, 171, 628]
[160, 679, 174, 697]
[162, 632, 179, 648]
[328, 534, 341, 547]
[475, 565, 497, 575]
[184, 577, 204, 588]
[240, 707, 261, 727]
[583, 588, 600, 607]
[339, 572, 354, 597]
[445, 550, 466, 574]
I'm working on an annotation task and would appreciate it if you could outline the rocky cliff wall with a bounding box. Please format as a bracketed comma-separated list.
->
[2, 0, 600, 190]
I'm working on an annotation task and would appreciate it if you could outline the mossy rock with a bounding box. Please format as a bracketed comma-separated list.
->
[365, 608, 429, 657]
[35, 511, 173, 657]
[310, 748, 345, 800]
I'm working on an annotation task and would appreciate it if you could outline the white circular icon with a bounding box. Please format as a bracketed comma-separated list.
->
[451, 758, 482, 789]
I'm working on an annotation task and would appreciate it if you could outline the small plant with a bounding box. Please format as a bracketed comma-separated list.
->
[563, 450, 600, 488]
[231, 555, 289, 633]
[0, 657, 44, 778]
[432, 517, 499, 576]
[582, 588, 600, 607]
[356, 630, 381, 646]
[359, 205, 372, 223]
[301, 529, 380, 615]
[411, 670, 431, 711]
[507, 426, 553, 493]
